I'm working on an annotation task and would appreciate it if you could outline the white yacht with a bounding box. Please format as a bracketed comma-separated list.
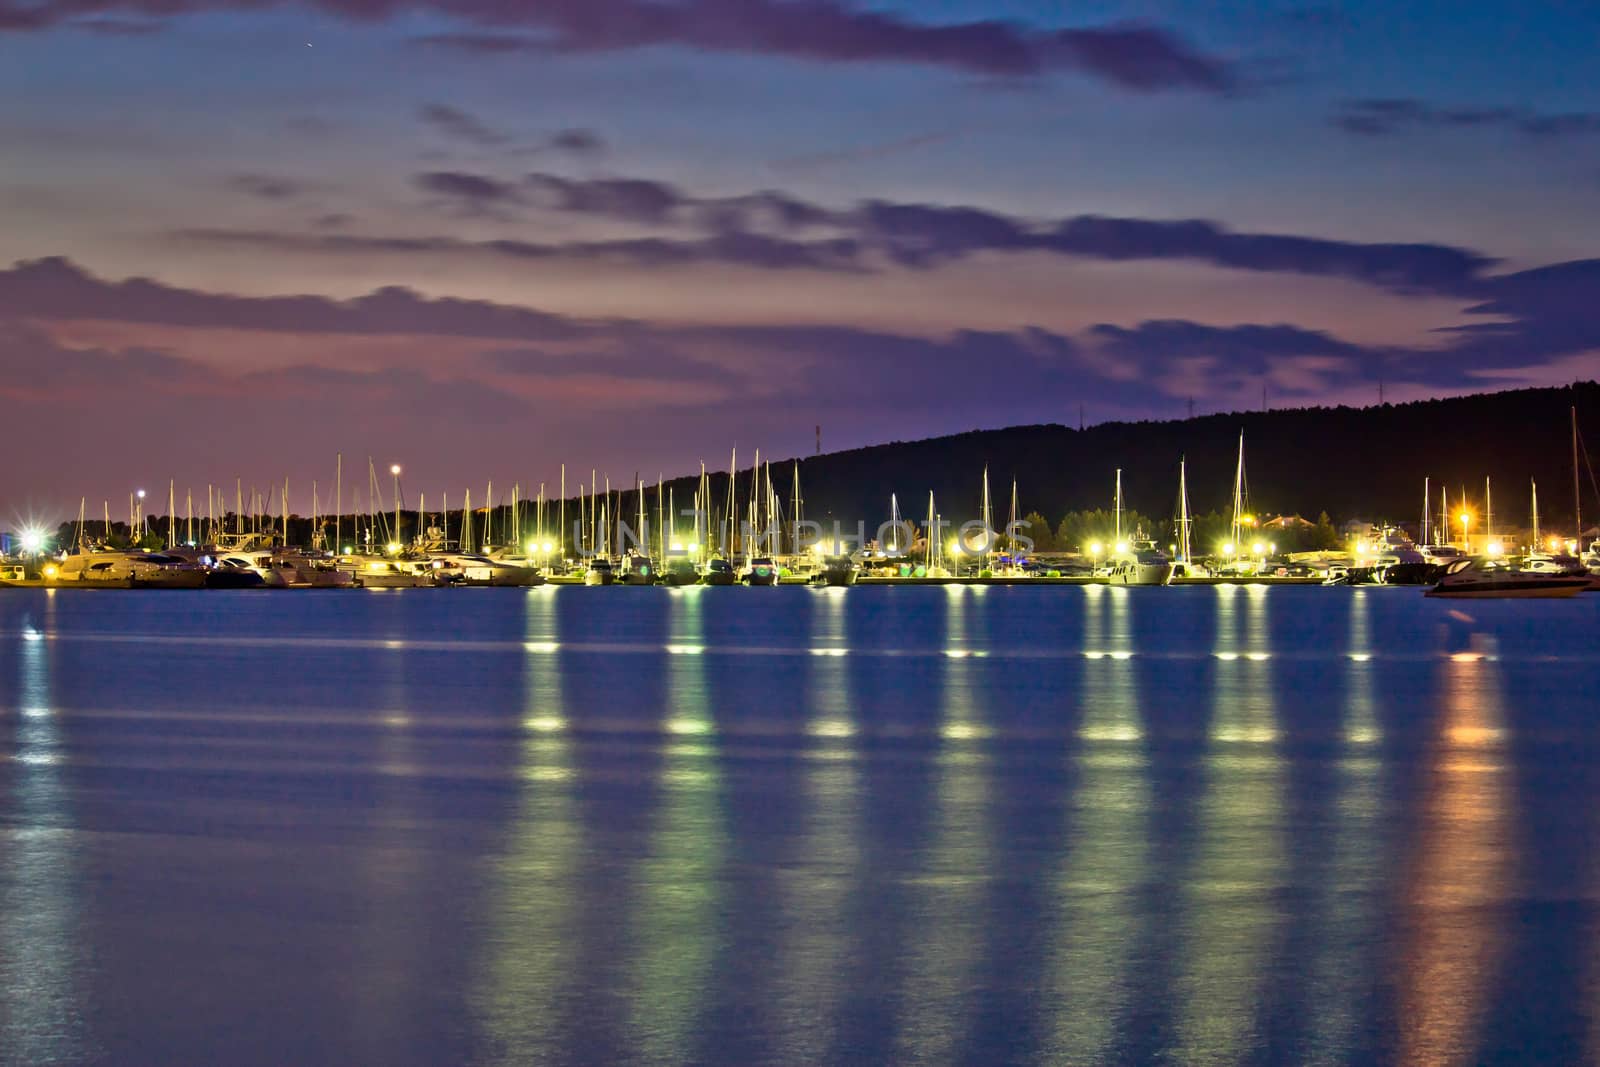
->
[218, 551, 356, 588]
[428, 553, 545, 587]
[1108, 540, 1174, 586]
[619, 553, 657, 585]
[1427, 558, 1590, 598]
[584, 558, 615, 586]
[54, 550, 208, 589]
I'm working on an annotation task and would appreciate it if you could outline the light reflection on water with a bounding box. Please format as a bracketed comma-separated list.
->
[1398, 643, 1514, 1067]
[0, 585, 1596, 1065]
[1, 592, 89, 1064]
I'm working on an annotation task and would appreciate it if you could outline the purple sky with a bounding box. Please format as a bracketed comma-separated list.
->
[3, 1, 1599, 521]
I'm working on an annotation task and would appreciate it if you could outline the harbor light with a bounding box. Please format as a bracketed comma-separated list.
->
[137, 489, 145, 499]
[672, 541, 685, 553]
[527, 541, 538, 556]
[1222, 542, 1235, 557]
[390, 464, 401, 476]
[1487, 540, 1504, 556]
[1269, 541, 1276, 554]
[19, 528, 44, 554]
[42, 564, 58, 579]
[1551, 536, 1564, 552]
[685, 542, 699, 554]
[1088, 541, 1103, 557]
[386, 542, 401, 555]
[1252, 541, 1265, 555]
[543, 542, 554, 554]
[1114, 540, 1129, 555]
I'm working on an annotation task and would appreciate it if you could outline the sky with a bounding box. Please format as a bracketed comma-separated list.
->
[3, 0, 1599, 520]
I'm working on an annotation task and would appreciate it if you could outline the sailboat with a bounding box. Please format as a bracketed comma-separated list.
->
[1107, 467, 1173, 586]
[1168, 457, 1209, 581]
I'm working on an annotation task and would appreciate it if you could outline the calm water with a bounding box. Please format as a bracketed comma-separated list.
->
[1, 584, 1598, 1066]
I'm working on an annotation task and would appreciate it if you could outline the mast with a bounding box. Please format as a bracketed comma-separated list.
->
[462, 488, 473, 553]
[1532, 480, 1540, 550]
[167, 480, 176, 548]
[335, 454, 342, 555]
[727, 447, 738, 560]
[1229, 432, 1247, 552]
[282, 479, 289, 547]
[1422, 477, 1431, 547]
[1114, 468, 1123, 545]
[792, 460, 802, 554]
[1008, 477, 1018, 557]
[981, 465, 992, 569]
[890, 493, 902, 554]
[1178, 458, 1192, 564]
[1485, 476, 1494, 551]
[1575, 406, 1584, 548]
[657, 474, 665, 560]
[926, 491, 936, 572]
[76, 497, 86, 551]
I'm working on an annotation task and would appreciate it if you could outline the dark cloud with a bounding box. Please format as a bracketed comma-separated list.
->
[1333, 97, 1600, 139]
[417, 103, 508, 147]
[0, 256, 583, 340]
[1089, 320, 1366, 374]
[524, 173, 682, 224]
[0, 1, 1233, 91]
[226, 173, 311, 201]
[548, 128, 605, 155]
[415, 170, 523, 214]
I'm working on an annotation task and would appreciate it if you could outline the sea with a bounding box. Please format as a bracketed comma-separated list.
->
[0, 584, 1597, 1066]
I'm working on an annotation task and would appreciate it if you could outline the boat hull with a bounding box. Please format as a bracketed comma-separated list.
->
[1427, 579, 1589, 598]
[1110, 563, 1173, 587]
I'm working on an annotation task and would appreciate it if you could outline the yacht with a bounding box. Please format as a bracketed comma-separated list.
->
[54, 550, 208, 589]
[809, 554, 858, 587]
[1426, 558, 1590, 598]
[619, 553, 657, 585]
[428, 552, 545, 587]
[742, 556, 780, 586]
[659, 557, 700, 586]
[1, 562, 28, 584]
[218, 551, 357, 588]
[584, 557, 615, 586]
[1108, 540, 1173, 586]
[347, 557, 433, 588]
[700, 558, 737, 586]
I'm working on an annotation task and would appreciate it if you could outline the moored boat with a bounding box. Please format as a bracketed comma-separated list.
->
[1426, 558, 1590, 598]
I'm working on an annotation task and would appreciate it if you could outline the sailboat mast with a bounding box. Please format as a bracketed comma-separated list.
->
[1532, 480, 1540, 548]
[1485, 476, 1494, 550]
[335, 454, 342, 555]
[1575, 406, 1584, 547]
[1178, 458, 1192, 563]
[1114, 468, 1123, 544]
[1422, 477, 1431, 547]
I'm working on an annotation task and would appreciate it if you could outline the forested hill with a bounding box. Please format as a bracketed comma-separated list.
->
[761, 381, 1600, 529]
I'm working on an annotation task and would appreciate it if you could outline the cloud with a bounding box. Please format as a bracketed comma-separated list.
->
[548, 128, 605, 155]
[414, 170, 524, 214]
[0, 256, 583, 340]
[1332, 98, 1600, 139]
[417, 102, 508, 147]
[0, 1, 1234, 91]
[226, 173, 313, 201]
[419, 172, 1495, 293]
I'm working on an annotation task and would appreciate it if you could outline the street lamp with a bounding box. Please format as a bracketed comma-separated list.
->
[1458, 510, 1471, 552]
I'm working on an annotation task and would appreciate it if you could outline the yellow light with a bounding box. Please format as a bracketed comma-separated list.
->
[685, 542, 699, 554]
[1252, 541, 1265, 555]
[1551, 537, 1564, 552]
[526, 542, 538, 555]
[1268, 542, 1276, 554]
[343, 545, 353, 554]
[810, 541, 826, 557]
[1569, 540, 1580, 553]
[947, 539, 960, 556]
[386, 542, 400, 555]
[1114, 540, 1129, 554]
[1458, 511, 1471, 527]
[1487, 540, 1504, 556]
[1222, 542, 1235, 556]
[671, 541, 684, 552]
[42, 565, 58, 578]
[390, 464, 401, 476]
[1243, 515, 1256, 526]
[1088, 541, 1103, 556]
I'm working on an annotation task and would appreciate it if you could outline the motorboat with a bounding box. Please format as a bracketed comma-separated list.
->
[659, 557, 700, 586]
[742, 556, 780, 585]
[701, 558, 737, 586]
[809, 554, 858, 587]
[584, 558, 615, 586]
[428, 553, 545, 587]
[0, 562, 28, 584]
[54, 550, 208, 589]
[350, 557, 434, 588]
[1107, 540, 1173, 586]
[1426, 558, 1590, 598]
[619, 553, 658, 585]
[218, 551, 356, 588]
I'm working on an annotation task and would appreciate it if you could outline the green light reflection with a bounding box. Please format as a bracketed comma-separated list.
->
[770, 588, 861, 1061]
[893, 587, 990, 1064]
[1303, 590, 1384, 1064]
[478, 588, 579, 1064]
[624, 588, 726, 1065]
[1172, 584, 1286, 1065]
[1043, 583, 1149, 1062]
